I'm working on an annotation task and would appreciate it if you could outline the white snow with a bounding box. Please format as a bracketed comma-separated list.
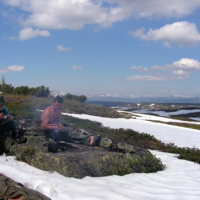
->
[1, 112, 200, 200]
[65, 113, 200, 148]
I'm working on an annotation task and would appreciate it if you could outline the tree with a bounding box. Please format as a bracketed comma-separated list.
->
[65, 93, 73, 100]
[1, 75, 6, 93]
[35, 85, 50, 97]
[64, 93, 87, 103]
[14, 85, 31, 95]
[78, 95, 87, 103]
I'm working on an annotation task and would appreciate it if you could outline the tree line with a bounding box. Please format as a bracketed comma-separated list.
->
[0, 76, 50, 97]
[0, 76, 87, 102]
[64, 93, 87, 103]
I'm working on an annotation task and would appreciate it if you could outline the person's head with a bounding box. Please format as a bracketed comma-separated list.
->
[53, 96, 63, 111]
[0, 95, 6, 110]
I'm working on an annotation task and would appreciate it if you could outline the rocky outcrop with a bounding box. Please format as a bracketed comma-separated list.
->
[1, 118, 164, 179]
[8, 134, 164, 179]
[0, 174, 50, 200]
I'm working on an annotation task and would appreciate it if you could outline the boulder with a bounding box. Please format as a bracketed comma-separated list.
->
[99, 137, 113, 148]
[0, 132, 17, 155]
[0, 174, 50, 200]
[1, 118, 164, 179]
[9, 135, 164, 179]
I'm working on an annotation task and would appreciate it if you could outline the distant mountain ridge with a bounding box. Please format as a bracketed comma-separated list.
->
[87, 96, 200, 104]
[50, 90, 65, 97]
[50, 90, 200, 104]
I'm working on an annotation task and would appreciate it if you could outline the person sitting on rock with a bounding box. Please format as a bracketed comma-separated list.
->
[41, 96, 101, 146]
[0, 95, 27, 144]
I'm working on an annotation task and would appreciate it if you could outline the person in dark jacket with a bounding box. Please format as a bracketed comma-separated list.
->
[0, 95, 27, 143]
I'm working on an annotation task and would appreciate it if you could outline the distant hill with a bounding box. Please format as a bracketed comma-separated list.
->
[87, 96, 200, 106]
[50, 90, 65, 97]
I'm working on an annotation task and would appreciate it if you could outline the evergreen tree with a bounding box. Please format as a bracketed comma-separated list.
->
[1, 75, 6, 92]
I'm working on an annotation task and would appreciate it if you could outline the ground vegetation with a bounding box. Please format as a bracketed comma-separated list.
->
[2, 95, 200, 165]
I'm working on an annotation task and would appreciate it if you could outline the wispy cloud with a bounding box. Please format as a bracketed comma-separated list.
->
[57, 45, 71, 51]
[130, 66, 148, 72]
[19, 27, 50, 40]
[0, 65, 25, 73]
[125, 75, 168, 81]
[130, 21, 200, 47]
[72, 66, 83, 70]
[125, 58, 200, 81]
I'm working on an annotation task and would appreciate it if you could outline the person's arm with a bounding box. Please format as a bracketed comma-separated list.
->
[3, 107, 13, 121]
[3, 106, 10, 115]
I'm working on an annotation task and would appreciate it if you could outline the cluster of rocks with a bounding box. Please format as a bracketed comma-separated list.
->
[0, 174, 50, 200]
[0, 117, 165, 199]
[1, 118, 164, 179]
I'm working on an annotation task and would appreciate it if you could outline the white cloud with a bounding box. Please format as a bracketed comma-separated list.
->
[172, 58, 200, 70]
[57, 45, 71, 51]
[130, 66, 148, 72]
[125, 75, 167, 81]
[151, 58, 200, 72]
[0, 65, 25, 73]
[19, 27, 50, 40]
[172, 70, 189, 76]
[160, 90, 168, 93]
[2, 0, 200, 30]
[130, 21, 200, 47]
[126, 58, 200, 81]
[72, 65, 83, 70]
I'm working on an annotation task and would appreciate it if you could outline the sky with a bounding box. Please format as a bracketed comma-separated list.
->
[1, 112, 200, 199]
[1, 0, 200, 98]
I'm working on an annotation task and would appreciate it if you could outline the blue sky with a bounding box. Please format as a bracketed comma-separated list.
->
[1, 0, 200, 98]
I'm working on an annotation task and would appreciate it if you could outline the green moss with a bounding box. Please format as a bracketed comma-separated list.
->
[16, 146, 35, 162]
[26, 136, 46, 145]
[21, 146, 35, 156]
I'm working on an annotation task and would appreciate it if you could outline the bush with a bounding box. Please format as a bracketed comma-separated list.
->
[64, 93, 87, 103]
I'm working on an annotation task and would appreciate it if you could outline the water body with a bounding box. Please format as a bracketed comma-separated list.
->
[190, 117, 200, 122]
[87, 101, 200, 121]
[131, 109, 200, 117]
[116, 108, 200, 121]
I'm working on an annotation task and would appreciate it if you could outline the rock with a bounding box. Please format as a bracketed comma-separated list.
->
[0, 174, 50, 200]
[117, 143, 136, 153]
[99, 137, 113, 148]
[19, 119, 26, 125]
[0, 132, 17, 155]
[18, 118, 41, 132]
[26, 126, 34, 131]
[1, 118, 164, 179]
[9, 136, 164, 179]
[24, 131, 39, 136]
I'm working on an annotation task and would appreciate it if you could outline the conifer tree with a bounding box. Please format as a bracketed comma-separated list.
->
[1, 75, 6, 92]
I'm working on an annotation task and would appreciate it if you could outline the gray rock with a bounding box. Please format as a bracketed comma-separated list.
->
[1, 118, 164, 179]
[117, 143, 136, 153]
[19, 119, 26, 125]
[100, 137, 113, 148]
[8, 136, 164, 178]
[0, 174, 50, 200]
